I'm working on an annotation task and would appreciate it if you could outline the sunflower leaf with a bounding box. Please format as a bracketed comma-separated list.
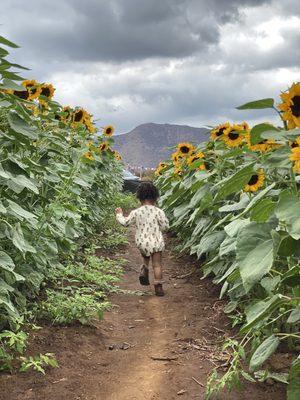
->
[8, 112, 39, 140]
[215, 163, 254, 201]
[288, 356, 300, 400]
[236, 222, 280, 292]
[249, 335, 280, 372]
[250, 123, 280, 145]
[236, 98, 274, 110]
[0, 78, 25, 91]
[0, 35, 19, 48]
[241, 294, 284, 332]
[250, 198, 276, 222]
[275, 191, 300, 240]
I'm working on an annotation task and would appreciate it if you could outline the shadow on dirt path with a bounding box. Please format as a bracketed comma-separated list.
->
[0, 229, 286, 400]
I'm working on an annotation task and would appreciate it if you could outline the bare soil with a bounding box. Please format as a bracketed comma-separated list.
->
[0, 230, 286, 400]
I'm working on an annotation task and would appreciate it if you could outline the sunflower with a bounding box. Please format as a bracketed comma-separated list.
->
[177, 142, 195, 157]
[83, 151, 94, 161]
[22, 79, 41, 100]
[112, 150, 122, 161]
[83, 113, 97, 133]
[99, 142, 109, 152]
[103, 125, 115, 137]
[173, 166, 183, 177]
[290, 146, 300, 173]
[12, 89, 30, 100]
[222, 124, 245, 148]
[155, 162, 167, 176]
[61, 106, 73, 123]
[278, 82, 300, 129]
[158, 162, 167, 169]
[188, 151, 204, 164]
[172, 151, 184, 164]
[289, 136, 300, 148]
[38, 84, 55, 107]
[211, 122, 231, 141]
[244, 170, 265, 192]
[39, 83, 55, 100]
[73, 108, 86, 123]
[86, 121, 97, 134]
[240, 121, 250, 131]
[187, 152, 206, 170]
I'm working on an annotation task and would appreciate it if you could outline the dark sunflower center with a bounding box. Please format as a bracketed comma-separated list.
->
[74, 110, 83, 122]
[181, 146, 190, 153]
[291, 142, 299, 148]
[13, 90, 29, 100]
[41, 87, 51, 97]
[228, 131, 240, 140]
[248, 174, 259, 185]
[216, 127, 226, 137]
[106, 127, 112, 134]
[291, 96, 300, 117]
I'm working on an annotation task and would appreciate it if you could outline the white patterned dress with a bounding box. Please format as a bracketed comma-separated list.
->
[116, 205, 169, 257]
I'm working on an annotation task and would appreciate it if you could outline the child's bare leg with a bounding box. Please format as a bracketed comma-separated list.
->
[151, 252, 163, 281]
[151, 252, 164, 296]
[139, 254, 150, 286]
[142, 255, 150, 268]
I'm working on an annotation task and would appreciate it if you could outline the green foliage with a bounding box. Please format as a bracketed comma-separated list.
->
[0, 34, 125, 372]
[206, 339, 250, 399]
[0, 324, 27, 371]
[36, 290, 110, 325]
[236, 98, 275, 110]
[0, 36, 122, 325]
[33, 251, 124, 325]
[20, 353, 58, 374]
[157, 94, 300, 396]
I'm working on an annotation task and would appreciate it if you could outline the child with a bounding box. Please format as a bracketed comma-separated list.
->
[115, 181, 169, 296]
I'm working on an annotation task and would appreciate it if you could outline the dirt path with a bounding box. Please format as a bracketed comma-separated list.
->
[0, 230, 286, 400]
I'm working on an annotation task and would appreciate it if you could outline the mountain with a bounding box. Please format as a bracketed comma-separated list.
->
[113, 123, 209, 167]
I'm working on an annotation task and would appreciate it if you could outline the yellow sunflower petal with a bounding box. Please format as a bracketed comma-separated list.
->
[177, 142, 195, 157]
[244, 169, 265, 192]
[103, 125, 115, 137]
[278, 82, 300, 129]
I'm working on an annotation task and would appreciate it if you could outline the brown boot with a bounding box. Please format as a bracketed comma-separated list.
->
[139, 265, 150, 286]
[154, 284, 164, 296]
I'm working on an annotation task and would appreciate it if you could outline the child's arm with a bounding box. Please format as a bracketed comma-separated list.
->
[115, 208, 136, 227]
[157, 209, 169, 232]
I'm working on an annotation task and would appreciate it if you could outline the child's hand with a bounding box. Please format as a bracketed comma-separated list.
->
[115, 207, 123, 214]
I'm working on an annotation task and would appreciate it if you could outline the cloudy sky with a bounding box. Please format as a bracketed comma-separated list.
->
[1, 0, 299, 133]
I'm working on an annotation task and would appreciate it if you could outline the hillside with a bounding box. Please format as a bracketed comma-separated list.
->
[113, 123, 209, 167]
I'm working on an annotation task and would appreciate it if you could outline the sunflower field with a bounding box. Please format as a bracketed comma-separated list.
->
[0, 35, 123, 349]
[155, 85, 300, 398]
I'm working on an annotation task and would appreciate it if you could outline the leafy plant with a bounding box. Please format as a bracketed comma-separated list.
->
[35, 289, 110, 325]
[156, 84, 300, 397]
[20, 353, 58, 374]
[0, 34, 124, 371]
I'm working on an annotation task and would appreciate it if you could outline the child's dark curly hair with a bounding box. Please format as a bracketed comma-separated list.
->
[136, 181, 159, 202]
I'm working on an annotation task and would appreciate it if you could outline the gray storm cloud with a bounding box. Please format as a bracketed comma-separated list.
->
[0, 0, 299, 132]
